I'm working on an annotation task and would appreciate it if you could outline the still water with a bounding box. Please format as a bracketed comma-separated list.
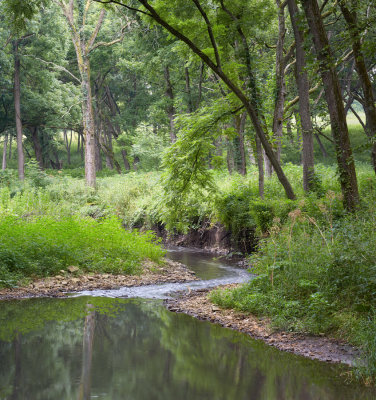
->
[0, 249, 375, 399]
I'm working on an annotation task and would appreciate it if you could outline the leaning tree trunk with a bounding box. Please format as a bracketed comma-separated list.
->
[131, 0, 296, 200]
[339, 1, 376, 175]
[13, 40, 24, 181]
[301, 0, 359, 211]
[288, 0, 315, 192]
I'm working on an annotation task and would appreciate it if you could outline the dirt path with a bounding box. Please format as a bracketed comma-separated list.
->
[165, 284, 361, 366]
[0, 259, 197, 300]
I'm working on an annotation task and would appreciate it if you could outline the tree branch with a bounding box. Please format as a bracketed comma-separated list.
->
[93, 0, 152, 16]
[191, 0, 221, 69]
[22, 55, 81, 83]
[285, 82, 320, 111]
[87, 9, 106, 50]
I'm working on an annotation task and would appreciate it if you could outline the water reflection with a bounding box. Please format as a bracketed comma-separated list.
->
[0, 297, 374, 400]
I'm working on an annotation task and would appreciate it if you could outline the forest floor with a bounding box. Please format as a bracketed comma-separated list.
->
[165, 284, 361, 366]
[0, 259, 197, 300]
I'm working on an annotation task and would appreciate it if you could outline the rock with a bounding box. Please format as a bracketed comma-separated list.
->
[67, 266, 79, 273]
[211, 306, 221, 312]
[55, 275, 63, 280]
[60, 270, 65, 274]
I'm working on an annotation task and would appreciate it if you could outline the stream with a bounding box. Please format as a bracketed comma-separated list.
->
[0, 248, 375, 399]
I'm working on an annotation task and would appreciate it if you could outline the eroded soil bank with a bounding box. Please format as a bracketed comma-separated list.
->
[165, 284, 361, 366]
[0, 259, 197, 301]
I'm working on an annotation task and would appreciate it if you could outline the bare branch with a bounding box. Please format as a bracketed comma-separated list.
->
[93, 0, 152, 16]
[22, 55, 81, 83]
[87, 9, 106, 50]
[285, 82, 320, 111]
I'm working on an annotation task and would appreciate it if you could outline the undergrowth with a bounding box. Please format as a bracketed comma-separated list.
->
[210, 188, 376, 384]
[0, 215, 164, 288]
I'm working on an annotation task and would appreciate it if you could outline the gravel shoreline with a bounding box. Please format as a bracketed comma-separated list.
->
[165, 284, 361, 367]
[0, 259, 197, 301]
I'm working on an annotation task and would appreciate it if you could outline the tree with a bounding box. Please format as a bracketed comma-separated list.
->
[300, 0, 359, 211]
[56, 0, 124, 187]
[339, 0, 376, 175]
[287, 0, 315, 192]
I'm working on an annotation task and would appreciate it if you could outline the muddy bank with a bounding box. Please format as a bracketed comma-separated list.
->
[154, 221, 257, 255]
[0, 259, 197, 301]
[165, 285, 361, 366]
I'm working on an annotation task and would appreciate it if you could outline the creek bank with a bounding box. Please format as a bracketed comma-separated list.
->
[0, 259, 197, 301]
[165, 284, 361, 367]
[153, 221, 257, 255]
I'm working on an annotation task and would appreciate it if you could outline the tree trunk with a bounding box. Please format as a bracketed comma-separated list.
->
[234, 112, 247, 176]
[273, 0, 287, 163]
[226, 138, 234, 174]
[121, 149, 131, 171]
[13, 40, 24, 181]
[80, 130, 85, 162]
[82, 61, 97, 185]
[339, 1, 376, 175]
[64, 129, 72, 165]
[255, 134, 265, 198]
[315, 133, 328, 158]
[104, 130, 114, 169]
[301, 0, 359, 210]
[135, 0, 296, 200]
[31, 127, 44, 169]
[8, 134, 12, 160]
[164, 66, 176, 142]
[185, 66, 194, 113]
[2, 134, 8, 170]
[288, 0, 315, 192]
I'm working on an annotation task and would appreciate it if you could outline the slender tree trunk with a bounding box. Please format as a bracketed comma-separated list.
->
[164, 66, 176, 142]
[273, 0, 287, 163]
[121, 149, 131, 171]
[104, 130, 114, 169]
[64, 129, 72, 165]
[255, 134, 265, 198]
[13, 40, 24, 180]
[301, 0, 359, 210]
[2, 134, 8, 170]
[77, 130, 81, 155]
[185, 66, 194, 113]
[234, 112, 247, 176]
[9, 134, 12, 160]
[80, 130, 85, 162]
[31, 126, 44, 169]
[339, 1, 376, 175]
[94, 129, 102, 171]
[226, 138, 234, 174]
[288, 0, 315, 192]
[315, 133, 328, 158]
